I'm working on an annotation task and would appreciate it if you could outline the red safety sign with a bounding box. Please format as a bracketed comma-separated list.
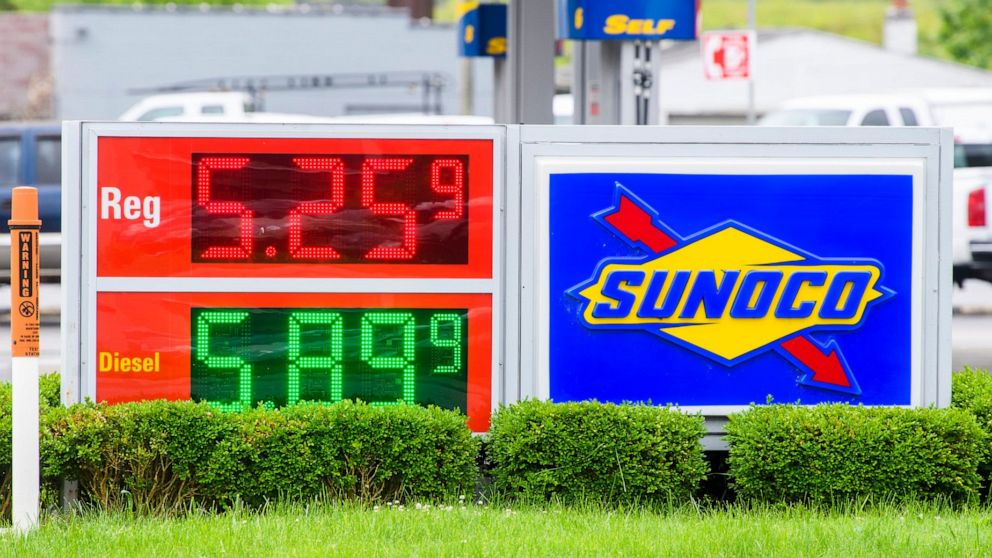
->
[702, 31, 755, 80]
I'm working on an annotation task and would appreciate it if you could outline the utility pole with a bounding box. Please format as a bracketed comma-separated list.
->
[500, 0, 555, 124]
[747, 0, 757, 124]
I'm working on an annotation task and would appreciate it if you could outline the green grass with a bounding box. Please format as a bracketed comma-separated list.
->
[3, 501, 992, 557]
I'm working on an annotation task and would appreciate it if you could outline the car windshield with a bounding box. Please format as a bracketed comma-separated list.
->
[954, 144, 992, 168]
[0, 137, 20, 185]
[759, 109, 852, 126]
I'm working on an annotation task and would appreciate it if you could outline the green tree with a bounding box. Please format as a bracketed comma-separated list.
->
[939, 0, 992, 69]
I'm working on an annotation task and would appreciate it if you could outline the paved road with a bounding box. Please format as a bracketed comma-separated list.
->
[0, 281, 990, 382]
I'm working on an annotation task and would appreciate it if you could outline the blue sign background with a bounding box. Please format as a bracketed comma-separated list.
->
[548, 172, 914, 406]
[557, 0, 698, 41]
[459, 3, 507, 58]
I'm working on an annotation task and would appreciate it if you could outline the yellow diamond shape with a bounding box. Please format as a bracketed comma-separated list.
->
[578, 226, 885, 361]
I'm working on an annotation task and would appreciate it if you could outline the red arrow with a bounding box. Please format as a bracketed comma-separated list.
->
[779, 336, 851, 388]
[602, 194, 678, 253]
[599, 189, 859, 394]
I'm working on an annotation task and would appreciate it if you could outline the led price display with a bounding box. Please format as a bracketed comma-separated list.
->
[192, 154, 469, 264]
[191, 307, 467, 410]
[94, 136, 494, 278]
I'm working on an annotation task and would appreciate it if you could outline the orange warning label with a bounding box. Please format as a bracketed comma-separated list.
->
[10, 228, 39, 358]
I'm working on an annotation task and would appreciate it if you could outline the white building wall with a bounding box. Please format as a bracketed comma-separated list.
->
[51, 5, 494, 120]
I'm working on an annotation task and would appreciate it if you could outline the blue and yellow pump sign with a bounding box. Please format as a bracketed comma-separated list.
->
[458, 2, 507, 58]
[548, 172, 914, 407]
[557, 0, 699, 41]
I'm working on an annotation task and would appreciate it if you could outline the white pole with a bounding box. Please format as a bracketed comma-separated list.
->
[9, 186, 41, 533]
[747, 0, 757, 124]
[12, 360, 40, 531]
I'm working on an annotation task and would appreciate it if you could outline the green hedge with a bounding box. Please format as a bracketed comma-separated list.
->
[725, 404, 986, 503]
[951, 367, 992, 474]
[41, 400, 478, 512]
[7, 372, 992, 514]
[488, 400, 708, 504]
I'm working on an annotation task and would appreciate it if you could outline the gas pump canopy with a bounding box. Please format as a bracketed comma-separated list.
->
[62, 123, 952, 439]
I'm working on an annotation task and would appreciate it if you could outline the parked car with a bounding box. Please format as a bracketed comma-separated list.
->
[119, 92, 342, 123]
[118, 91, 258, 122]
[758, 94, 930, 127]
[760, 90, 992, 286]
[952, 129, 992, 284]
[0, 122, 62, 279]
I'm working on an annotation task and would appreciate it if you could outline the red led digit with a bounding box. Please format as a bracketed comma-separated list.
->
[361, 157, 416, 260]
[430, 159, 465, 220]
[290, 157, 345, 260]
[197, 156, 252, 260]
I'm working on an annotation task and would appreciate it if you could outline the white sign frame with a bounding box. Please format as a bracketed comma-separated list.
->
[515, 126, 951, 444]
[61, 122, 508, 417]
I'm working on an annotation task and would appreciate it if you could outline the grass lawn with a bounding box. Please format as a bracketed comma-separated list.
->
[2, 501, 991, 557]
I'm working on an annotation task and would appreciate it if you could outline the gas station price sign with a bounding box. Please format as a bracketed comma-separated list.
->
[65, 125, 502, 432]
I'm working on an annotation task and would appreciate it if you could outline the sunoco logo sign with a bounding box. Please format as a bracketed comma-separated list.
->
[568, 184, 894, 395]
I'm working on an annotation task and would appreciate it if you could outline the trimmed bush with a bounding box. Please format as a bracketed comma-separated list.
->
[42, 400, 237, 512]
[725, 404, 986, 503]
[0, 382, 11, 519]
[488, 400, 708, 503]
[199, 401, 479, 505]
[952, 367, 992, 473]
[39, 372, 62, 409]
[42, 399, 478, 511]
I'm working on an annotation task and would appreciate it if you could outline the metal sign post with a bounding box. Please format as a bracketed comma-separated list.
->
[9, 186, 41, 532]
[503, 0, 555, 123]
[748, 0, 757, 124]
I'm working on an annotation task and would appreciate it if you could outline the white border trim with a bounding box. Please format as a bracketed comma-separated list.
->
[60, 121, 83, 404]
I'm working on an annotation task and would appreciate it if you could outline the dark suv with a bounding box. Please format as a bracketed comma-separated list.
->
[0, 122, 61, 278]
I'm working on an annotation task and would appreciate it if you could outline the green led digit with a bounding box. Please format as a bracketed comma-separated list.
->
[195, 310, 252, 412]
[287, 311, 343, 405]
[430, 313, 462, 375]
[360, 311, 416, 405]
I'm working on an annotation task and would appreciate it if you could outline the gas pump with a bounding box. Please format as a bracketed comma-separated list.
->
[457, 2, 507, 118]
[560, 0, 700, 125]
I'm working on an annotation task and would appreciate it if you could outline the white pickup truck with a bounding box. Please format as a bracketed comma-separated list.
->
[760, 90, 992, 286]
[118, 92, 342, 123]
[118, 91, 495, 125]
[952, 132, 992, 285]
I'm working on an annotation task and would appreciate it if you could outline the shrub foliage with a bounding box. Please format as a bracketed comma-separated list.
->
[488, 400, 708, 503]
[40, 400, 478, 512]
[951, 367, 992, 474]
[7, 372, 992, 515]
[725, 404, 986, 503]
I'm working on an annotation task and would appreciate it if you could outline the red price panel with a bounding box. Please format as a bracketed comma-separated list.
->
[96, 137, 494, 278]
[79, 128, 501, 432]
[96, 292, 493, 432]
